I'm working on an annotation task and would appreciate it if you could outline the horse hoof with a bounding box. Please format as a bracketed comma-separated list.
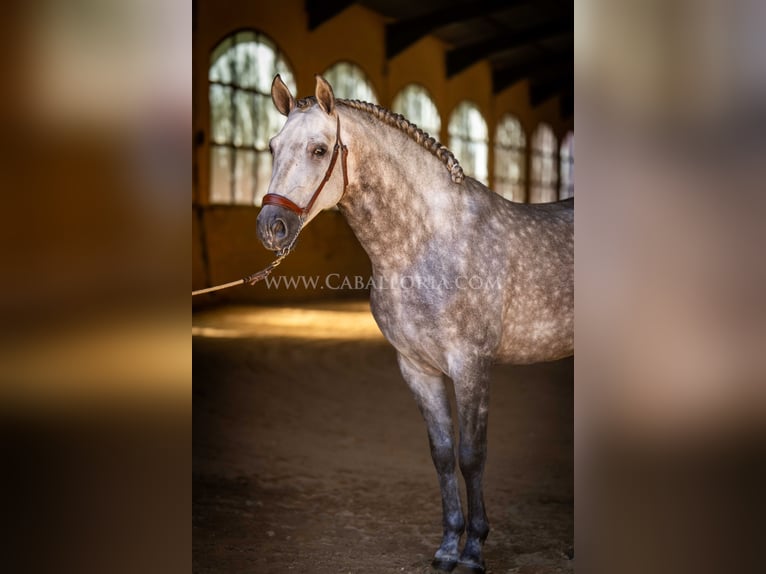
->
[431, 557, 458, 572]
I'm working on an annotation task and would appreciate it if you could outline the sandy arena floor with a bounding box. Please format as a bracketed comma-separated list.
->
[193, 302, 573, 573]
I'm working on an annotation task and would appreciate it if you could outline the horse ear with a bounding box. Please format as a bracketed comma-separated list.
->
[314, 74, 335, 115]
[271, 74, 295, 116]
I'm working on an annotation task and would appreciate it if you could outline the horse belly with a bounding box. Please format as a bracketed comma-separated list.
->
[497, 309, 574, 364]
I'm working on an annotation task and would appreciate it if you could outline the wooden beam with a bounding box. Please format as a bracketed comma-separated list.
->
[529, 74, 573, 107]
[492, 49, 572, 94]
[386, 0, 530, 59]
[446, 17, 570, 77]
[305, 0, 355, 31]
[559, 92, 573, 119]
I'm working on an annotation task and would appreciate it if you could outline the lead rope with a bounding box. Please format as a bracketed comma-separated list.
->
[191, 218, 304, 296]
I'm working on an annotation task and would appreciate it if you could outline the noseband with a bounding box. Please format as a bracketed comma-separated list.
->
[262, 115, 349, 218]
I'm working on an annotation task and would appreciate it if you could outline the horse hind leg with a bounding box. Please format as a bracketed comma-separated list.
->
[452, 362, 491, 574]
[397, 353, 464, 572]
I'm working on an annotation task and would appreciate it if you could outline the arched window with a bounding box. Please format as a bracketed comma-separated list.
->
[392, 84, 441, 137]
[448, 102, 488, 185]
[494, 115, 526, 202]
[208, 31, 296, 205]
[559, 132, 574, 200]
[322, 62, 377, 103]
[530, 123, 558, 203]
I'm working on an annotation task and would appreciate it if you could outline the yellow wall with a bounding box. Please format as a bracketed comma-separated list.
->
[193, 0, 572, 303]
[192, 207, 372, 304]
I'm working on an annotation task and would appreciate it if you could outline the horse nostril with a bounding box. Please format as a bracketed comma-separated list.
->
[270, 218, 287, 241]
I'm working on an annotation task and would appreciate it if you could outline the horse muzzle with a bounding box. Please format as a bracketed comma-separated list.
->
[257, 204, 302, 252]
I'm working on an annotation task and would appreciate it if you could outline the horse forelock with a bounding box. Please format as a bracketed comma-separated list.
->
[294, 96, 465, 184]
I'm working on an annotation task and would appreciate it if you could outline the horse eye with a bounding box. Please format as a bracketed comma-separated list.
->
[313, 146, 326, 157]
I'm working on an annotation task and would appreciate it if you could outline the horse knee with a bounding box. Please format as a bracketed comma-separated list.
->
[458, 443, 486, 478]
[430, 441, 456, 475]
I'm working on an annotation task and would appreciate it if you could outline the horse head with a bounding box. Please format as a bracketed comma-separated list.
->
[257, 74, 348, 252]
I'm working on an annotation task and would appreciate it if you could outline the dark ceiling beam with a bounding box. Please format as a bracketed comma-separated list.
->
[491, 48, 572, 94]
[559, 92, 573, 119]
[446, 17, 570, 77]
[305, 0, 355, 31]
[529, 74, 573, 107]
[526, 57, 573, 83]
[386, 0, 531, 59]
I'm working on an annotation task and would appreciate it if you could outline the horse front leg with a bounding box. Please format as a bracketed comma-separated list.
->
[453, 363, 491, 573]
[397, 353, 464, 571]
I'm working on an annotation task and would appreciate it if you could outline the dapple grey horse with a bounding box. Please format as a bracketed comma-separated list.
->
[257, 75, 573, 573]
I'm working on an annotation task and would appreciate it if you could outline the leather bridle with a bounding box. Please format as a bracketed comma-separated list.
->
[192, 114, 348, 297]
[261, 115, 349, 218]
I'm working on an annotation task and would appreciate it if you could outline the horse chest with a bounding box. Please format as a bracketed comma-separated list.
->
[369, 280, 499, 371]
[369, 286, 438, 355]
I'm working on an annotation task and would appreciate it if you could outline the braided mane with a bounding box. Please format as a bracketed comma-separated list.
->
[296, 96, 464, 184]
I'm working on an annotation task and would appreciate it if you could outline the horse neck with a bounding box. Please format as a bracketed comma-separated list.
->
[337, 108, 457, 271]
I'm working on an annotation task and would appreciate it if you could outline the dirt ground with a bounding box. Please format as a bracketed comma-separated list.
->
[193, 302, 573, 574]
